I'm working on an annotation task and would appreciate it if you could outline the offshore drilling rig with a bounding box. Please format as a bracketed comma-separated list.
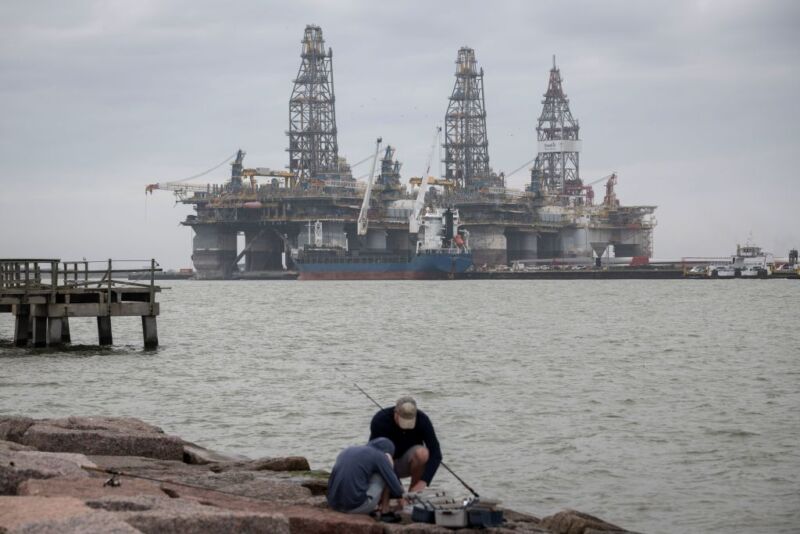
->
[147, 25, 656, 278]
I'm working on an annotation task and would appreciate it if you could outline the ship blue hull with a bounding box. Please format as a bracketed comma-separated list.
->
[296, 252, 473, 280]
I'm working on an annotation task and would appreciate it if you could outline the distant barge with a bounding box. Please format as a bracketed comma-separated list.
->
[461, 269, 683, 280]
[461, 269, 798, 280]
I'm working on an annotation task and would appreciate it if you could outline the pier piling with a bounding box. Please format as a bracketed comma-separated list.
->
[97, 316, 113, 346]
[61, 317, 71, 343]
[13, 305, 29, 347]
[142, 315, 158, 348]
[32, 315, 47, 348]
[46, 317, 63, 347]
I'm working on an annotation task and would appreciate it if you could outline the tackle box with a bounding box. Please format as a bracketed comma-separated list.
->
[468, 508, 504, 527]
[411, 505, 435, 524]
[434, 508, 468, 528]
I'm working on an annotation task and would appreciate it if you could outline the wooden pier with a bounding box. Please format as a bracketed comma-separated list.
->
[0, 259, 162, 348]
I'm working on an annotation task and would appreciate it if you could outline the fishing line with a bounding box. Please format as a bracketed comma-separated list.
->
[333, 367, 480, 497]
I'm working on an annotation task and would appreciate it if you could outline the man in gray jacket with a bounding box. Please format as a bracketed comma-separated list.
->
[327, 437, 405, 515]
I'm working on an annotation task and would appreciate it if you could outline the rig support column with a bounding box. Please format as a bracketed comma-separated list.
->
[97, 316, 113, 346]
[142, 316, 158, 349]
[13, 305, 30, 347]
[466, 225, 508, 266]
[191, 225, 237, 279]
[244, 230, 270, 272]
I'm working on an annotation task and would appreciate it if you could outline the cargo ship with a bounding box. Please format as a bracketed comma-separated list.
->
[294, 208, 472, 280]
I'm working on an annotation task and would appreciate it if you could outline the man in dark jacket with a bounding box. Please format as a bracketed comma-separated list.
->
[369, 396, 442, 492]
[327, 437, 405, 515]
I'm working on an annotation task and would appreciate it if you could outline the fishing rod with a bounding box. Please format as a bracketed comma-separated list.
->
[80, 465, 281, 503]
[345, 375, 480, 498]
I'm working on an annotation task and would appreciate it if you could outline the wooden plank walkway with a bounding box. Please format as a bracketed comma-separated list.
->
[0, 259, 162, 348]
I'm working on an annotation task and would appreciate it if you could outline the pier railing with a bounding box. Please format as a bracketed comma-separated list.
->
[1, 258, 161, 291]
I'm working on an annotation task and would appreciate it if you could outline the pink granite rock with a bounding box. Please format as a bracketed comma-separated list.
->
[0, 496, 138, 533]
[0, 450, 94, 495]
[19, 417, 184, 460]
[540, 509, 627, 534]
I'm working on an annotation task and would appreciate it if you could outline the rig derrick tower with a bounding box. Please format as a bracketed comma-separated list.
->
[443, 47, 499, 191]
[287, 25, 340, 184]
[530, 57, 582, 198]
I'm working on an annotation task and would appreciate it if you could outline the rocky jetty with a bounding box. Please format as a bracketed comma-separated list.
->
[0, 415, 635, 533]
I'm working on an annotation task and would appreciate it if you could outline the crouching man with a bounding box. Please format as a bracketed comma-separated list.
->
[327, 437, 405, 515]
[369, 395, 442, 493]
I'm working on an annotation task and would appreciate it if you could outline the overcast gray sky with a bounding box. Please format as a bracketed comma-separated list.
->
[1, 0, 798, 268]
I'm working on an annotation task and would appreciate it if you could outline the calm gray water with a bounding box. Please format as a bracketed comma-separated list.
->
[1, 280, 798, 533]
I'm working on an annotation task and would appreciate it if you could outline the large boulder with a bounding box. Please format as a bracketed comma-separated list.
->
[209, 456, 311, 473]
[166, 470, 313, 503]
[0, 416, 35, 442]
[0, 450, 94, 495]
[125, 508, 291, 534]
[87, 494, 292, 534]
[0, 439, 36, 453]
[540, 509, 628, 534]
[280, 505, 385, 534]
[18, 475, 168, 500]
[19, 417, 185, 460]
[182, 442, 249, 465]
[88, 454, 201, 475]
[0, 496, 138, 533]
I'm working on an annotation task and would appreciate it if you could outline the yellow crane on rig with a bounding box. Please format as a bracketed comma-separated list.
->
[145, 150, 300, 199]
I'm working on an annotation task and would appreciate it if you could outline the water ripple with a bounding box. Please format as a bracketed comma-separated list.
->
[1, 279, 799, 534]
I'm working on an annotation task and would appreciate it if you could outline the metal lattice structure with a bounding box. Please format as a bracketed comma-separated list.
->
[377, 145, 402, 190]
[287, 25, 340, 183]
[443, 48, 498, 190]
[530, 57, 581, 195]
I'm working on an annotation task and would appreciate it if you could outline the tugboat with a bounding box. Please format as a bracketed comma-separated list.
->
[711, 242, 773, 278]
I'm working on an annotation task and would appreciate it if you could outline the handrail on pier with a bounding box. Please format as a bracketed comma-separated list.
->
[0, 258, 163, 303]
